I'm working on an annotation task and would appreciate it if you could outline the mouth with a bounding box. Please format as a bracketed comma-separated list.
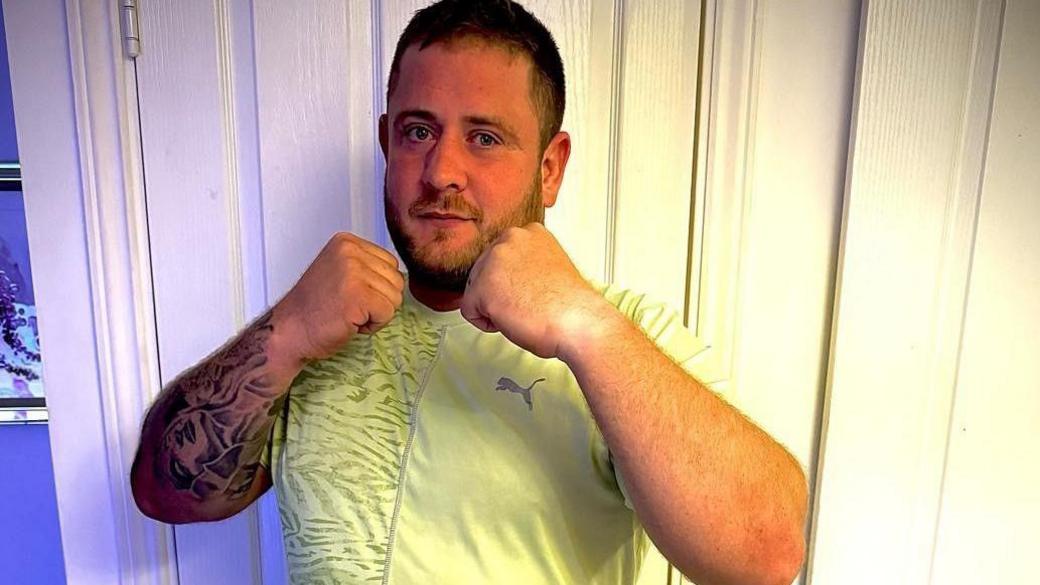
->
[416, 211, 475, 226]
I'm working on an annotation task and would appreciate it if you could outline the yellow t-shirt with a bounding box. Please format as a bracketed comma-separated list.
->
[264, 281, 725, 584]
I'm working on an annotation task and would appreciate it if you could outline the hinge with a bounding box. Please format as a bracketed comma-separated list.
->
[119, 0, 140, 58]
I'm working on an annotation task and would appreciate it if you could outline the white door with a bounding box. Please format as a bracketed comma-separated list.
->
[809, 1, 1040, 583]
[129, 1, 854, 584]
[926, 2, 1040, 581]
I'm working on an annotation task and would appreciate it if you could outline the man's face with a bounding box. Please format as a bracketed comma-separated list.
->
[381, 39, 565, 292]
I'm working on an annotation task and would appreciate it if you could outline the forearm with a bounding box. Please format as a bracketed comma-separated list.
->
[559, 304, 807, 585]
[131, 308, 304, 523]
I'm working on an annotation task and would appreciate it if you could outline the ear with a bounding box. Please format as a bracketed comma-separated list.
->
[539, 131, 571, 208]
[379, 114, 389, 159]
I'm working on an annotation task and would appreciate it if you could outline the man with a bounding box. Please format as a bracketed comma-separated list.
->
[131, 1, 808, 584]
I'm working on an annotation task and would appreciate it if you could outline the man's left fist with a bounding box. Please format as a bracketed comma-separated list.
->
[460, 223, 610, 360]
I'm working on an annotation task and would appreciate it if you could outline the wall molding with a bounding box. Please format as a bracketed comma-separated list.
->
[609, 0, 702, 319]
[602, 0, 625, 284]
[344, 0, 381, 246]
[216, 0, 248, 330]
[213, 5, 273, 585]
[687, 0, 762, 397]
[223, 5, 290, 582]
[64, 0, 177, 583]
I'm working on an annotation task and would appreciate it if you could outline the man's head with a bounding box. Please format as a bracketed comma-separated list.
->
[379, 0, 571, 295]
[387, 0, 566, 150]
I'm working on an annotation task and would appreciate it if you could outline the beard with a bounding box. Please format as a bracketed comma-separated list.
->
[384, 174, 544, 293]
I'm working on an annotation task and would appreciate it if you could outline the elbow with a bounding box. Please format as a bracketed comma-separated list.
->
[760, 474, 809, 585]
[674, 488, 809, 585]
[130, 479, 234, 525]
[129, 456, 180, 524]
[759, 526, 807, 585]
[129, 454, 259, 525]
[129, 454, 206, 525]
[131, 486, 176, 525]
[672, 529, 805, 585]
[757, 486, 810, 585]
[669, 452, 810, 584]
[757, 460, 809, 585]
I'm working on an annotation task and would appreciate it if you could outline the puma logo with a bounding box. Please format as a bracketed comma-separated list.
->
[495, 377, 545, 411]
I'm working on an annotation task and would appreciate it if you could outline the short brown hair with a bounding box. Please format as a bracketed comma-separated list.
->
[386, 0, 566, 150]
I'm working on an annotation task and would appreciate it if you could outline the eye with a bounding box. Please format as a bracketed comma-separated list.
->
[473, 132, 500, 148]
[405, 125, 434, 142]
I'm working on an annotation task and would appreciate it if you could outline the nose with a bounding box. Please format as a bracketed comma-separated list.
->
[422, 135, 468, 193]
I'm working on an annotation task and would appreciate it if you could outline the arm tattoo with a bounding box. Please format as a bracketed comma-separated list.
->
[148, 310, 284, 501]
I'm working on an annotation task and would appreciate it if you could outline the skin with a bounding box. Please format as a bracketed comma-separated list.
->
[131, 38, 807, 585]
[461, 223, 808, 585]
[380, 39, 570, 307]
[131, 233, 404, 522]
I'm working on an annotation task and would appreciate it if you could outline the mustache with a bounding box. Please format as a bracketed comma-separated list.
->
[408, 190, 483, 221]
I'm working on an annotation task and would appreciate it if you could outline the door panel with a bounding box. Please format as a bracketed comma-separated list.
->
[930, 3, 1040, 582]
[810, 1, 1040, 583]
[136, 4, 265, 585]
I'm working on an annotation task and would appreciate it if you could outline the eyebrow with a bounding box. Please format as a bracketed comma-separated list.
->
[394, 109, 521, 144]
[463, 115, 520, 143]
[394, 109, 437, 125]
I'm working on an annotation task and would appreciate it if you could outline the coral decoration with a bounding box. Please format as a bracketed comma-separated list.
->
[0, 267, 39, 381]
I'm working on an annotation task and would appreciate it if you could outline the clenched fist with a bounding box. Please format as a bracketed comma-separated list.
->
[460, 223, 614, 361]
[272, 232, 405, 363]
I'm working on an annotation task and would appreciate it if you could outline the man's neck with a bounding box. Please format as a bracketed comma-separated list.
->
[408, 278, 464, 312]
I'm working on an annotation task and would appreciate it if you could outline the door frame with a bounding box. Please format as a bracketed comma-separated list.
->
[5, 0, 174, 583]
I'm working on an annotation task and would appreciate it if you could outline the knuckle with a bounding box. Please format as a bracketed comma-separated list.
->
[336, 233, 364, 253]
[342, 254, 362, 272]
[332, 231, 355, 246]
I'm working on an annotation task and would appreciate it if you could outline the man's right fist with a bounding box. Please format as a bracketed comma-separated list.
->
[271, 232, 405, 363]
